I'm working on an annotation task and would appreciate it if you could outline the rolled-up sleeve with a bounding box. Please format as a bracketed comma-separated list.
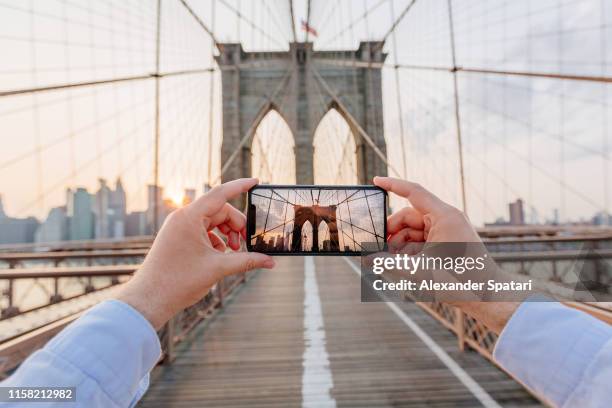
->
[493, 300, 612, 408]
[1, 300, 162, 408]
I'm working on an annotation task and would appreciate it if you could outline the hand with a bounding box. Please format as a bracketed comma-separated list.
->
[373, 176, 518, 334]
[373, 176, 480, 245]
[116, 178, 275, 329]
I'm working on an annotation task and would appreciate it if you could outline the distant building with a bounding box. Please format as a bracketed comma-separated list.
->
[68, 187, 94, 240]
[508, 199, 525, 225]
[322, 239, 331, 251]
[0, 216, 39, 245]
[183, 188, 196, 206]
[94, 179, 112, 239]
[0, 195, 39, 244]
[146, 184, 164, 233]
[92, 178, 126, 239]
[529, 206, 539, 224]
[254, 235, 265, 250]
[275, 235, 284, 251]
[125, 211, 147, 236]
[109, 178, 126, 238]
[35, 206, 68, 243]
[552, 208, 560, 225]
[592, 211, 612, 226]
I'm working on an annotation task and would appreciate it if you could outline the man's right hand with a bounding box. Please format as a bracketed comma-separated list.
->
[373, 176, 519, 334]
[373, 176, 480, 244]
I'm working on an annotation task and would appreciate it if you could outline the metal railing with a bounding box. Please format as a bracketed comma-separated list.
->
[0, 266, 250, 378]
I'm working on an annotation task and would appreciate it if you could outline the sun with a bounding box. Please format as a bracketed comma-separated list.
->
[168, 191, 185, 207]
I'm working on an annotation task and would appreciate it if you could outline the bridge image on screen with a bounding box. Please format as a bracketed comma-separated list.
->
[249, 187, 385, 253]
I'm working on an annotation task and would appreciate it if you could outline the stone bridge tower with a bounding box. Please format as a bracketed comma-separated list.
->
[216, 41, 387, 185]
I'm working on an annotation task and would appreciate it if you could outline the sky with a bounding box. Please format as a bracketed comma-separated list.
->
[0, 0, 610, 227]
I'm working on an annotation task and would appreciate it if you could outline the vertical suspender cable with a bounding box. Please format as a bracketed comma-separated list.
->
[289, 0, 297, 42]
[206, 0, 216, 188]
[389, 0, 408, 179]
[305, 0, 311, 42]
[602, 0, 610, 216]
[153, 0, 162, 233]
[447, 0, 467, 214]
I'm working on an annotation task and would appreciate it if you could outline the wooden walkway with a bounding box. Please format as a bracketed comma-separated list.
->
[139, 257, 541, 408]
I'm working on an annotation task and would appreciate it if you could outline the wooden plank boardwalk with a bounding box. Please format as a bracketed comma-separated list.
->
[139, 257, 541, 408]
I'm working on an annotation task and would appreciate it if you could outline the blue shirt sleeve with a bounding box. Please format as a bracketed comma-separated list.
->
[0, 300, 162, 408]
[493, 300, 612, 408]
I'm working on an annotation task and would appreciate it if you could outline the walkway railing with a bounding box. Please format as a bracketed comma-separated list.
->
[0, 266, 249, 378]
[1, 228, 610, 380]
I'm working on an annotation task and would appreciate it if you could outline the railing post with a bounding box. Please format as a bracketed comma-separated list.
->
[455, 307, 465, 351]
[217, 279, 224, 308]
[1, 279, 20, 319]
[85, 277, 94, 293]
[49, 277, 63, 303]
[162, 317, 175, 364]
[551, 260, 559, 282]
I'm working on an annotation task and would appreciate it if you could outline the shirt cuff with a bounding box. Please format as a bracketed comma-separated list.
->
[45, 299, 162, 407]
[493, 300, 611, 407]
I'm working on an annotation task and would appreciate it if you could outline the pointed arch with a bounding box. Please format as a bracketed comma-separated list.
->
[250, 108, 296, 184]
[313, 107, 359, 185]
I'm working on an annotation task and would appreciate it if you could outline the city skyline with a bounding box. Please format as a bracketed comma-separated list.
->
[0, 177, 199, 245]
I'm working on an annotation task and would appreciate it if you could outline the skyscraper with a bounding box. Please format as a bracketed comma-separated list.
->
[0, 195, 39, 244]
[509, 199, 525, 225]
[109, 178, 127, 238]
[36, 206, 68, 243]
[147, 184, 164, 233]
[68, 187, 94, 240]
[125, 211, 147, 236]
[94, 179, 111, 239]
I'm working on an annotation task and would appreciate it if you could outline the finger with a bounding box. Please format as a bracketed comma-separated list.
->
[208, 231, 227, 252]
[387, 238, 424, 255]
[188, 178, 258, 218]
[220, 251, 275, 276]
[387, 207, 425, 234]
[227, 230, 240, 251]
[373, 177, 448, 215]
[208, 203, 247, 232]
[217, 223, 231, 235]
[388, 228, 425, 247]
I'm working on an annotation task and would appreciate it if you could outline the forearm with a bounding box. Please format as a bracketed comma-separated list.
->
[1, 300, 161, 408]
[493, 300, 612, 407]
[454, 301, 520, 334]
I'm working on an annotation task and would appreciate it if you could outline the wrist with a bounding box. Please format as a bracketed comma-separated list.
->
[115, 277, 174, 330]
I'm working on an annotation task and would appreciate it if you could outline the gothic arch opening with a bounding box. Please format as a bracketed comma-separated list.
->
[317, 222, 330, 251]
[251, 109, 296, 184]
[313, 108, 358, 185]
[299, 220, 313, 251]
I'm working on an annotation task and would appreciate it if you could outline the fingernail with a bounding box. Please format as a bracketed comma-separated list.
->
[263, 258, 275, 268]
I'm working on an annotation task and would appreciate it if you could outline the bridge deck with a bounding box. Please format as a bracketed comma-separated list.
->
[139, 257, 541, 407]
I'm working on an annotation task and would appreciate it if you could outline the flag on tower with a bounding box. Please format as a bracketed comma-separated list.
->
[301, 20, 318, 37]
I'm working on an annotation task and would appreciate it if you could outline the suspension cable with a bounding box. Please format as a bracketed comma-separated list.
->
[311, 66, 401, 177]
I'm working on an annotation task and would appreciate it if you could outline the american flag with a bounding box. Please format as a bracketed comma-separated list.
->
[301, 20, 318, 37]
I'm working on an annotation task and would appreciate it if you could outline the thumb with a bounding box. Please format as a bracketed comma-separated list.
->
[220, 252, 275, 276]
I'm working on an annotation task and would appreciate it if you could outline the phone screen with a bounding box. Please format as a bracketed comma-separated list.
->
[247, 185, 387, 255]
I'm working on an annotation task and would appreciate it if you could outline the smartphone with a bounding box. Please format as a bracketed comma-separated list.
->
[247, 185, 387, 255]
